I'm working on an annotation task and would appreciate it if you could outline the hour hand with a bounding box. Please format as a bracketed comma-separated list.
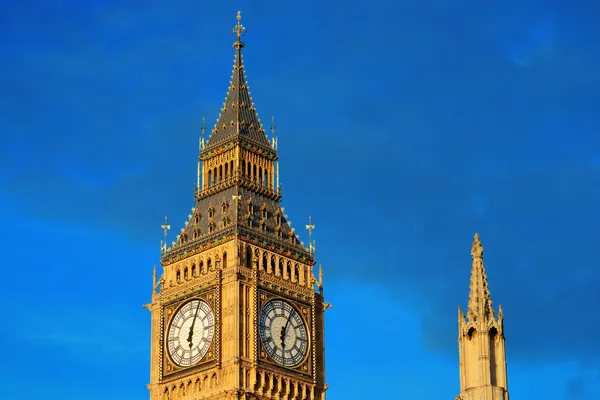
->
[187, 327, 194, 347]
[280, 326, 287, 348]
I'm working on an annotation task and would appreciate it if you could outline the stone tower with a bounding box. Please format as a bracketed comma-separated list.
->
[145, 12, 328, 400]
[457, 234, 509, 400]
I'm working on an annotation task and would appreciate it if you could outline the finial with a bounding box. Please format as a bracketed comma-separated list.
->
[314, 264, 323, 295]
[232, 11, 247, 50]
[306, 216, 315, 255]
[201, 117, 206, 149]
[161, 216, 171, 255]
[271, 117, 278, 150]
[152, 265, 157, 294]
[471, 232, 483, 259]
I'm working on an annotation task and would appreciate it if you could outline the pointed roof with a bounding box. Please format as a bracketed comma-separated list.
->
[467, 233, 495, 322]
[203, 12, 272, 154]
[159, 12, 313, 267]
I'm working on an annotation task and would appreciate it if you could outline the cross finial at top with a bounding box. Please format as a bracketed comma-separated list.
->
[232, 11, 247, 46]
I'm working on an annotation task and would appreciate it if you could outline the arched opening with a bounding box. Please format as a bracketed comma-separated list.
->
[278, 259, 284, 277]
[265, 171, 269, 188]
[191, 264, 196, 277]
[208, 171, 212, 187]
[222, 252, 228, 269]
[207, 258, 212, 271]
[466, 326, 477, 388]
[199, 260, 204, 274]
[246, 247, 252, 269]
[259, 167, 263, 186]
[253, 164, 257, 183]
[262, 252, 267, 271]
[489, 327, 499, 386]
[224, 163, 228, 180]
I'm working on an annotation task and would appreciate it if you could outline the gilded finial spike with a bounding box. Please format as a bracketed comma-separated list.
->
[271, 116, 276, 147]
[318, 264, 324, 295]
[232, 11, 246, 50]
[306, 216, 316, 255]
[201, 117, 206, 149]
[152, 264, 157, 294]
[160, 217, 171, 255]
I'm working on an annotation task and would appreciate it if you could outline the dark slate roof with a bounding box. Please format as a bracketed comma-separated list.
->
[163, 186, 313, 262]
[161, 23, 312, 264]
[203, 43, 273, 154]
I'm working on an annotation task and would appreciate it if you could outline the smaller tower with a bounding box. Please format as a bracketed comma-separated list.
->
[457, 233, 509, 400]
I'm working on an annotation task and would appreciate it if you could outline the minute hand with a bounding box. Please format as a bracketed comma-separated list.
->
[283, 309, 295, 337]
[188, 301, 202, 347]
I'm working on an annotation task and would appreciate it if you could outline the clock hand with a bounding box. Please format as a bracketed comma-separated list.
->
[188, 301, 202, 349]
[283, 309, 295, 338]
[280, 325, 287, 364]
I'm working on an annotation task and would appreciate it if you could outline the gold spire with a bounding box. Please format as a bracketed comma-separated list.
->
[467, 233, 494, 322]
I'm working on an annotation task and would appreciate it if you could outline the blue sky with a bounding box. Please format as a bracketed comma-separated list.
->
[1, 0, 600, 398]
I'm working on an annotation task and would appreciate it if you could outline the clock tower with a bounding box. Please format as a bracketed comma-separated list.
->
[145, 12, 328, 400]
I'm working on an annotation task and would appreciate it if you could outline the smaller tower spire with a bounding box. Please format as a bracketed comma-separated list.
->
[457, 234, 509, 400]
[467, 233, 494, 322]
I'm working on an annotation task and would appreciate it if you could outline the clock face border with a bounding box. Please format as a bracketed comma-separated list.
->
[257, 290, 313, 376]
[161, 288, 219, 378]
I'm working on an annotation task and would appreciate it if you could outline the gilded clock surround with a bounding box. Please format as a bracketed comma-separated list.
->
[257, 292, 312, 375]
[162, 288, 219, 378]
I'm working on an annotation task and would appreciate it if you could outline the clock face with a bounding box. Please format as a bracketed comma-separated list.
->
[167, 299, 215, 367]
[259, 299, 309, 367]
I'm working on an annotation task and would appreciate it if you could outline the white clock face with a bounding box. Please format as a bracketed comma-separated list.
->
[167, 299, 214, 367]
[259, 299, 309, 367]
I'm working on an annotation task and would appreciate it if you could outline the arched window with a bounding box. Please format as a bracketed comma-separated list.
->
[246, 247, 252, 269]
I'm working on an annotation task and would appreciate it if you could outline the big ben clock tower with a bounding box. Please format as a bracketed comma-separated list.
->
[145, 12, 328, 400]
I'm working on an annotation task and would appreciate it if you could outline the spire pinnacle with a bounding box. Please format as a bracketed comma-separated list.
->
[232, 11, 246, 51]
[204, 11, 272, 152]
[467, 233, 494, 322]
